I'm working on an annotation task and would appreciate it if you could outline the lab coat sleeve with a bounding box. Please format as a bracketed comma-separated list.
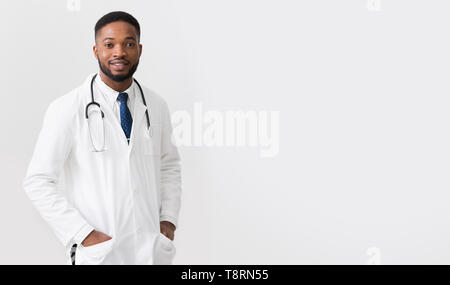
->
[23, 99, 95, 250]
[159, 100, 182, 230]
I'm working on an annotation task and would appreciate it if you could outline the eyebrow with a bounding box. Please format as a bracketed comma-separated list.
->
[103, 36, 137, 42]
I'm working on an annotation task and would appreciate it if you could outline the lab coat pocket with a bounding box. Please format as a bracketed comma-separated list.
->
[143, 123, 161, 155]
[76, 238, 114, 265]
[153, 233, 176, 265]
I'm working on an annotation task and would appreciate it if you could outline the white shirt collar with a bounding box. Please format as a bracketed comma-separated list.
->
[94, 73, 135, 111]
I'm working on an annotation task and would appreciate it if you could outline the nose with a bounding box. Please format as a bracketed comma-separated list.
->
[113, 44, 127, 58]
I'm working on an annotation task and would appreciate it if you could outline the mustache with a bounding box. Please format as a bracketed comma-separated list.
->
[109, 58, 130, 64]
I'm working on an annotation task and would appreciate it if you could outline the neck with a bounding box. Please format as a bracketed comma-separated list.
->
[99, 70, 133, 92]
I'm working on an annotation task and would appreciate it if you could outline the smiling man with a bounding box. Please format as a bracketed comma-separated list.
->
[23, 11, 182, 265]
[95, 13, 141, 91]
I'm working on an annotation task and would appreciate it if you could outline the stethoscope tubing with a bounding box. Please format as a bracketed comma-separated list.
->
[86, 73, 150, 130]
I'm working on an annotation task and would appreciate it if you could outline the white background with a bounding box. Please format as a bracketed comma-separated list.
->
[1, 0, 450, 264]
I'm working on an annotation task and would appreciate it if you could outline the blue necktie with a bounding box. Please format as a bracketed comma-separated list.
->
[117, 92, 133, 144]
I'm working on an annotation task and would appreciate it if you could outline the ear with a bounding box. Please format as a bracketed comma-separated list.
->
[93, 45, 98, 60]
[139, 43, 143, 57]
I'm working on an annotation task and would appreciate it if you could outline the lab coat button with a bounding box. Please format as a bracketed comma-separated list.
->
[136, 227, 142, 234]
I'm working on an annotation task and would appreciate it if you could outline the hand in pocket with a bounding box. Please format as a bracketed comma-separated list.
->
[81, 230, 112, 247]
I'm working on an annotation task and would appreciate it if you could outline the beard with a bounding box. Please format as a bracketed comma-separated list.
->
[97, 57, 139, 82]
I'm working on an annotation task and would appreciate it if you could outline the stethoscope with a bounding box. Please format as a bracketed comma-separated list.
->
[85, 73, 151, 152]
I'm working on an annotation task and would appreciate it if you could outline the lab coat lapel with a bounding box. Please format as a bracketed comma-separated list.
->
[130, 99, 147, 150]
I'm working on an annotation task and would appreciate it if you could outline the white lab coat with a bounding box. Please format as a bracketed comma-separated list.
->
[23, 73, 182, 265]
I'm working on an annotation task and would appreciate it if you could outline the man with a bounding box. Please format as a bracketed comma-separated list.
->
[23, 11, 182, 265]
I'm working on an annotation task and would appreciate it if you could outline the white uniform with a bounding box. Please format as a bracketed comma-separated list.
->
[23, 73, 182, 265]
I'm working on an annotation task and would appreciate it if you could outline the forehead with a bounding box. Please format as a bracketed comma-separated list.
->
[97, 21, 138, 40]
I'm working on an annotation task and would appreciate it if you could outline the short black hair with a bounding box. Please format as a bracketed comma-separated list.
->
[94, 11, 140, 41]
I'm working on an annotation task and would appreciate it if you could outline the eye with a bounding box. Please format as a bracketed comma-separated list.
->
[105, 43, 113, 48]
[127, 42, 135, 47]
